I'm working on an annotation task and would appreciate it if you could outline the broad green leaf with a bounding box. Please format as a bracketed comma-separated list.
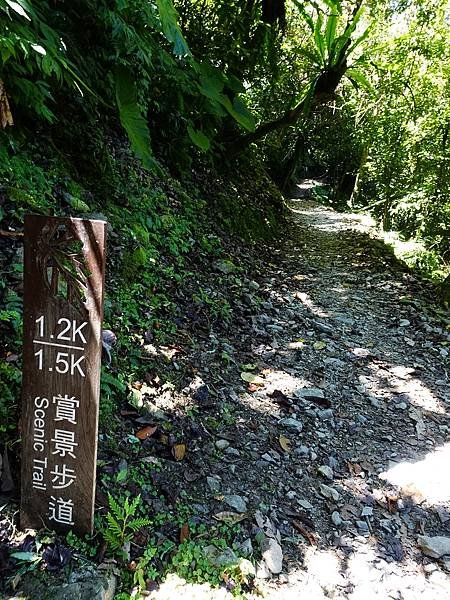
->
[115, 66, 155, 172]
[331, 6, 365, 65]
[302, 77, 319, 117]
[187, 124, 211, 151]
[101, 371, 126, 392]
[69, 197, 90, 213]
[10, 552, 40, 561]
[156, 0, 190, 56]
[325, 12, 338, 61]
[5, 0, 30, 20]
[228, 97, 255, 132]
[322, 0, 342, 14]
[314, 12, 325, 62]
[240, 372, 264, 385]
[198, 67, 255, 131]
[116, 467, 128, 482]
[227, 73, 246, 94]
[346, 68, 374, 93]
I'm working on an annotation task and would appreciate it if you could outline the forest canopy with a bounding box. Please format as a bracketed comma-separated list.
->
[0, 0, 449, 275]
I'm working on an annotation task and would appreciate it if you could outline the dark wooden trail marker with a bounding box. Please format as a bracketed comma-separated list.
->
[20, 215, 106, 535]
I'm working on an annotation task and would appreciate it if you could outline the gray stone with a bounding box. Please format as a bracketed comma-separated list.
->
[418, 535, 450, 558]
[225, 446, 240, 457]
[214, 259, 236, 274]
[356, 520, 369, 533]
[261, 536, 283, 574]
[17, 572, 116, 600]
[318, 465, 334, 480]
[331, 511, 343, 527]
[204, 545, 238, 567]
[223, 494, 247, 513]
[278, 417, 303, 432]
[206, 476, 221, 492]
[294, 387, 325, 400]
[295, 445, 310, 456]
[318, 409, 334, 420]
[237, 538, 253, 557]
[261, 452, 276, 463]
[215, 439, 230, 450]
[319, 484, 340, 501]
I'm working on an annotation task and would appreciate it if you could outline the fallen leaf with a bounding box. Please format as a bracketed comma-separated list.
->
[313, 341, 327, 350]
[240, 372, 265, 385]
[279, 434, 291, 453]
[180, 524, 190, 543]
[347, 461, 362, 476]
[213, 511, 247, 524]
[292, 520, 316, 545]
[172, 443, 186, 461]
[136, 425, 157, 440]
[387, 495, 399, 513]
[158, 433, 169, 445]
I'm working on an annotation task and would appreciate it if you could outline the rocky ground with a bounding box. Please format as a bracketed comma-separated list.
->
[2, 187, 450, 599]
[145, 188, 450, 599]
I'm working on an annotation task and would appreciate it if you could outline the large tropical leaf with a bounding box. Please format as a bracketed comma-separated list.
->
[197, 63, 255, 131]
[345, 68, 374, 93]
[325, 11, 338, 64]
[313, 12, 325, 63]
[330, 4, 366, 66]
[114, 66, 155, 171]
[321, 0, 342, 14]
[187, 123, 211, 151]
[156, 0, 190, 56]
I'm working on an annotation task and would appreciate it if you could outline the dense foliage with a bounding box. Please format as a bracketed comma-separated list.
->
[1, 0, 449, 276]
[0, 0, 449, 596]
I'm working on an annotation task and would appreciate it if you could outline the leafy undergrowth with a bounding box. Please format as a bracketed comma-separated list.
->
[0, 119, 283, 597]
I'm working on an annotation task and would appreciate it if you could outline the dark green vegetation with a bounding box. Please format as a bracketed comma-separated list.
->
[0, 0, 449, 597]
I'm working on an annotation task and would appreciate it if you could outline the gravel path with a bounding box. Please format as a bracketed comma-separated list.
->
[152, 193, 450, 599]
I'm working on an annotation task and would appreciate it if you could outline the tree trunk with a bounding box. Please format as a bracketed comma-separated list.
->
[226, 62, 348, 157]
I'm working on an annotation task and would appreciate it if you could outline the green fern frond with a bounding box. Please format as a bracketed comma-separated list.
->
[128, 517, 152, 532]
[107, 492, 124, 520]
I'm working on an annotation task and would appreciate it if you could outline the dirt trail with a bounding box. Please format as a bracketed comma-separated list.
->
[149, 189, 450, 599]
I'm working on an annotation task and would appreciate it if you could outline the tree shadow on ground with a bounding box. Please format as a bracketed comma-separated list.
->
[98, 199, 450, 598]
[2, 199, 450, 599]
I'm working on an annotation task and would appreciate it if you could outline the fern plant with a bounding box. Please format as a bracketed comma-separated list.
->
[102, 493, 151, 552]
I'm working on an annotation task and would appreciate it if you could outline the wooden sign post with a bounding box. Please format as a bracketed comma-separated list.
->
[20, 215, 106, 535]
